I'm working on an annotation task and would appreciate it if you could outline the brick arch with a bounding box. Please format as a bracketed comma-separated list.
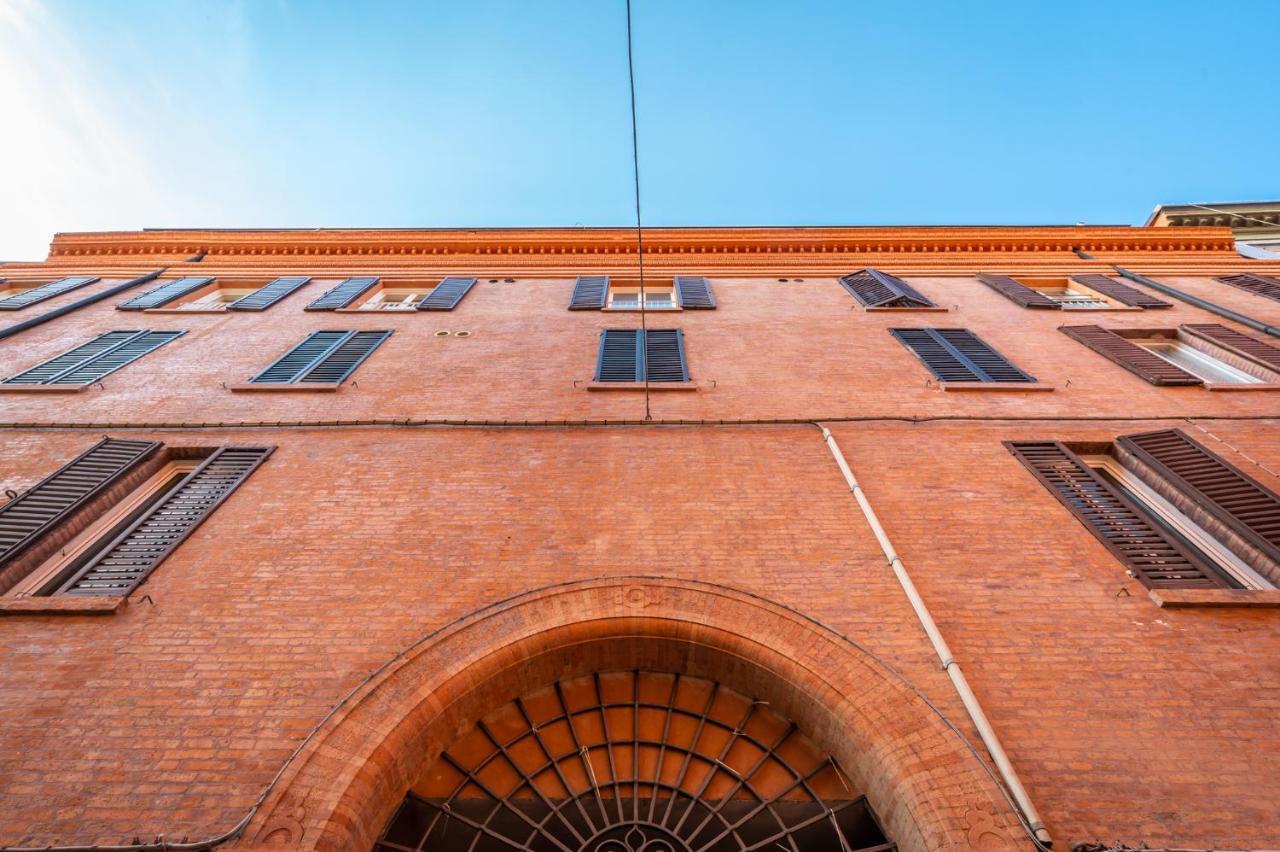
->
[245, 578, 1024, 850]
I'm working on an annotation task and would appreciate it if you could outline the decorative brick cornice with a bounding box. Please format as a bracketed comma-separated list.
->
[47, 225, 1237, 261]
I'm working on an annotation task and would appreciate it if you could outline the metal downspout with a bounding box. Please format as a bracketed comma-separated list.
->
[817, 425, 1054, 848]
[1110, 266, 1280, 339]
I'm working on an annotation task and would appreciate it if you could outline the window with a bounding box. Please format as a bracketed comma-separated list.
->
[144, 276, 312, 312]
[595, 329, 688, 382]
[978, 273, 1170, 309]
[0, 438, 272, 600]
[246, 330, 391, 386]
[889, 327, 1036, 383]
[0, 276, 99, 310]
[309, 277, 476, 311]
[840, 269, 937, 308]
[1218, 273, 1280, 302]
[1061, 323, 1280, 386]
[1006, 429, 1280, 590]
[569, 275, 716, 310]
[0, 330, 184, 387]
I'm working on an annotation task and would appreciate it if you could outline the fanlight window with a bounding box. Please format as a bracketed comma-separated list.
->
[374, 671, 894, 852]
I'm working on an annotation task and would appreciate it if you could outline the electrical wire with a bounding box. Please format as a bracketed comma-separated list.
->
[624, 0, 651, 420]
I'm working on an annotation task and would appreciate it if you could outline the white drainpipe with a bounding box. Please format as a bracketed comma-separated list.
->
[818, 425, 1054, 848]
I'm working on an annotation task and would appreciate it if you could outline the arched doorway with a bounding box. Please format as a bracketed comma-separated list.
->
[375, 670, 893, 851]
[247, 578, 1023, 850]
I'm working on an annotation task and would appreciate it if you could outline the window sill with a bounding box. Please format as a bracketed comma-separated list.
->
[941, 382, 1055, 392]
[601, 307, 682, 313]
[865, 306, 950, 313]
[228, 382, 342, 393]
[1204, 383, 1280, 392]
[1149, 588, 1280, 609]
[1057, 306, 1144, 313]
[0, 596, 125, 616]
[587, 381, 698, 392]
[0, 384, 88, 394]
[143, 307, 230, 314]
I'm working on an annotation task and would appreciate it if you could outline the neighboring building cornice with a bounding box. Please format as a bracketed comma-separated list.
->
[1147, 201, 1280, 230]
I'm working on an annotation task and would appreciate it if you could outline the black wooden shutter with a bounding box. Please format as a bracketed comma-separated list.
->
[569, 276, 609, 310]
[2, 330, 184, 386]
[890, 328, 1034, 382]
[0, 438, 161, 567]
[1116, 429, 1280, 568]
[596, 329, 642, 381]
[839, 269, 936, 308]
[227, 277, 311, 311]
[0, 276, 99, 311]
[117, 277, 214, 310]
[305, 277, 379, 310]
[57, 446, 273, 596]
[417, 277, 477, 311]
[298, 331, 391, 383]
[1180, 323, 1280, 372]
[976, 274, 1061, 308]
[1069, 274, 1172, 308]
[674, 276, 716, 309]
[1004, 441, 1228, 588]
[1059, 325, 1202, 385]
[643, 329, 689, 381]
[1218, 273, 1280, 302]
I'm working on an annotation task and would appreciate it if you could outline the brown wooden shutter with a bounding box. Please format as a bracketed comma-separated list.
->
[1004, 441, 1229, 588]
[1069, 274, 1172, 308]
[569, 276, 609, 310]
[57, 446, 273, 596]
[0, 438, 161, 567]
[1218, 273, 1280, 302]
[977, 274, 1061, 308]
[1180, 323, 1280, 372]
[1059, 325, 1202, 385]
[840, 269, 936, 308]
[889, 328, 1035, 382]
[674, 276, 716, 309]
[1116, 429, 1280, 568]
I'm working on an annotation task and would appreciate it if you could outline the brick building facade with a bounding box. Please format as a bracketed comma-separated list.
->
[0, 225, 1277, 851]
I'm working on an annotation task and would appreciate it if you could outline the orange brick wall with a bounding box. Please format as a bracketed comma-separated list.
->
[0, 227, 1278, 849]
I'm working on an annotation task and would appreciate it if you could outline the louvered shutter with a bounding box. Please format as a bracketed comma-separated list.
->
[249, 330, 360, 384]
[0, 276, 99, 311]
[643, 329, 688, 381]
[227, 276, 311, 311]
[596, 330, 641, 381]
[1059, 325, 1202, 385]
[305, 277, 379, 310]
[0, 438, 160, 567]
[1, 330, 184, 386]
[57, 447, 273, 596]
[977, 274, 1061, 308]
[1180, 323, 1280, 372]
[569, 276, 609, 310]
[298, 330, 391, 383]
[1116, 429, 1280, 568]
[839, 269, 936, 308]
[890, 328, 1035, 382]
[417, 277, 477, 311]
[117, 277, 214, 310]
[674, 276, 716, 309]
[1004, 441, 1229, 589]
[1069, 274, 1172, 308]
[1218, 273, 1280, 302]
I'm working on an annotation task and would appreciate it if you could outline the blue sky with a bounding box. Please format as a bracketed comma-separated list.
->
[1, 0, 1277, 259]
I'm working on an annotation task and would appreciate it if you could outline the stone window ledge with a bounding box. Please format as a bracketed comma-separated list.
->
[0, 596, 125, 616]
[0, 385, 88, 394]
[941, 382, 1055, 392]
[229, 382, 342, 393]
[865, 306, 950, 313]
[1149, 589, 1280, 609]
[587, 381, 698, 392]
[1205, 383, 1280, 392]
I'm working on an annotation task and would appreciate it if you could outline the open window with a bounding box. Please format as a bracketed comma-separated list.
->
[119, 276, 311, 312]
[0, 439, 272, 604]
[0, 276, 99, 310]
[308, 277, 477, 312]
[569, 275, 716, 310]
[1007, 430, 1280, 591]
[979, 273, 1171, 310]
[1061, 323, 1280, 387]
